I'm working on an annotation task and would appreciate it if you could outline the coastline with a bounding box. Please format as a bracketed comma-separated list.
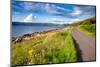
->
[12, 28, 63, 43]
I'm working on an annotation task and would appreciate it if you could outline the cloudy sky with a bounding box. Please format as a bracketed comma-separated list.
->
[12, 1, 96, 24]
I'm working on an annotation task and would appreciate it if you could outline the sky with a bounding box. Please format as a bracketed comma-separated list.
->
[12, 1, 96, 24]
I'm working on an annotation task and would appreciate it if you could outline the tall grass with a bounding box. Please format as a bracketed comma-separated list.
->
[12, 28, 77, 66]
[79, 24, 96, 37]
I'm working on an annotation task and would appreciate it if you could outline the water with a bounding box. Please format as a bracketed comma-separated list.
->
[12, 23, 65, 37]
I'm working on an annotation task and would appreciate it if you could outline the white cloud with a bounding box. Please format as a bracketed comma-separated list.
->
[23, 14, 33, 22]
[23, 14, 37, 22]
[18, 2, 69, 15]
[43, 3, 69, 14]
[22, 2, 33, 10]
[44, 3, 62, 14]
[70, 7, 82, 16]
[50, 17, 67, 24]
[67, 18, 80, 24]
[55, 5, 71, 12]
[74, 18, 80, 21]
[51, 17, 58, 21]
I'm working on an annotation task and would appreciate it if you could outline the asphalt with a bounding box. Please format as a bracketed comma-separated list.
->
[72, 28, 96, 62]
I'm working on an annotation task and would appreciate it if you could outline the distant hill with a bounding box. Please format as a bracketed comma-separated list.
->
[12, 22, 68, 27]
[71, 17, 96, 26]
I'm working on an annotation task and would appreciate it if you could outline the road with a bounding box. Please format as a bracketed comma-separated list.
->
[72, 28, 96, 62]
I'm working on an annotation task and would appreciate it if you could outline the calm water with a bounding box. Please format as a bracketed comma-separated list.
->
[12, 23, 64, 37]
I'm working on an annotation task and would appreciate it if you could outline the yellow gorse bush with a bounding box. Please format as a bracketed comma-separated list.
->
[28, 48, 34, 57]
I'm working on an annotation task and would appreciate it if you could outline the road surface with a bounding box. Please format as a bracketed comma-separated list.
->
[72, 28, 96, 62]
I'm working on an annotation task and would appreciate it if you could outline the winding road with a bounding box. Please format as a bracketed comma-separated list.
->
[72, 28, 96, 62]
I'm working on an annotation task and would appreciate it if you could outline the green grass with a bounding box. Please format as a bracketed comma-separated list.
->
[12, 28, 78, 65]
[78, 24, 96, 37]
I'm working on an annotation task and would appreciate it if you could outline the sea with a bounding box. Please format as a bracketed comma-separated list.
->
[12, 22, 66, 37]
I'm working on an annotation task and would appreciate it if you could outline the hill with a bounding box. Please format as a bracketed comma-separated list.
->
[71, 17, 96, 26]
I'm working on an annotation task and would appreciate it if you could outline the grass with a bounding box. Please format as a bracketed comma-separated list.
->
[12, 17, 96, 66]
[12, 27, 78, 66]
[78, 24, 96, 38]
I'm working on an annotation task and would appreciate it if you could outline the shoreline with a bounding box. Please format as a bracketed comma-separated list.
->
[12, 28, 62, 43]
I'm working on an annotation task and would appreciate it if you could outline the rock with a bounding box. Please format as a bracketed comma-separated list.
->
[12, 37, 16, 42]
[23, 34, 32, 37]
[14, 37, 23, 43]
[12, 29, 60, 43]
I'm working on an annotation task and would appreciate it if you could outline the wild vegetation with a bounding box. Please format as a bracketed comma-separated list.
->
[77, 17, 96, 37]
[78, 24, 96, 37]
[12, 28, 78, 66]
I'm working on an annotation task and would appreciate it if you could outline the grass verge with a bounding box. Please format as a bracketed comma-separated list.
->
[78, 24, 96, 38]
[12, 28, 78, 66]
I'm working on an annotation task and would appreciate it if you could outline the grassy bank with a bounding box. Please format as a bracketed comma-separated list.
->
[12, 28, 78, 66]
[71, 17, 96, 38]
[78, 24, 96, 37]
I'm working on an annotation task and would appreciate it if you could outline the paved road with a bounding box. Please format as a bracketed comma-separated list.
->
[72, 28, 96, 62]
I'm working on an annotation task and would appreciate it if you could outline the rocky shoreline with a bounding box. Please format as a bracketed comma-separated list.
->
[12, 29, 59, 43]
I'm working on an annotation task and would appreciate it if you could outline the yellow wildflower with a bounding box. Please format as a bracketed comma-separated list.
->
[28, 48, 34, 57]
